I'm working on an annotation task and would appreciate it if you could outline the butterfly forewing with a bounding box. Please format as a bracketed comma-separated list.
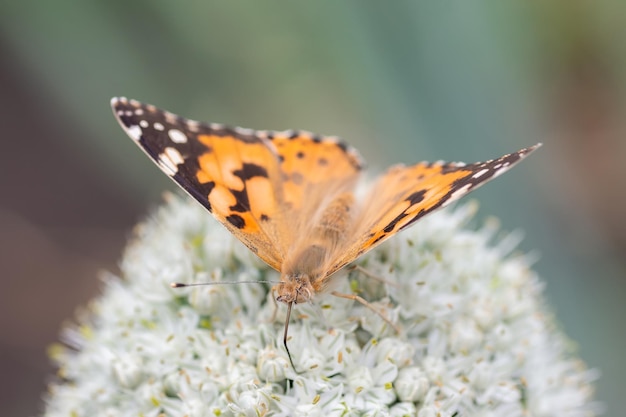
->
[111, 97, 287, 271]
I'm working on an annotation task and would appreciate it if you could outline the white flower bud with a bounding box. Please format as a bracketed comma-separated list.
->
[111, 354, 143, 389]
[417, 406, 438, 417]
[257, 346, 288, 382]
[390, 402, 417, 417]
[395, 366, 430, 402]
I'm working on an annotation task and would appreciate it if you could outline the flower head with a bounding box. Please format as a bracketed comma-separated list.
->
[43, 194, 600, 416]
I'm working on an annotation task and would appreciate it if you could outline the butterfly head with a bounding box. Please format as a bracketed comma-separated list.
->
[275, 274, 314, 305]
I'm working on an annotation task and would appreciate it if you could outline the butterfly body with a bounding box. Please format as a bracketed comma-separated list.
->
[111, 97, 540, 368]
[279, 191, 356, 304]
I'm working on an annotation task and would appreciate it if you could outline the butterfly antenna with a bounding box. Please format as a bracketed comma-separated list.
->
[284, 301, 299, 373]
[171, 280, 279, 288]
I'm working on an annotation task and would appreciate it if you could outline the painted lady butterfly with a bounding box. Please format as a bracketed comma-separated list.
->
[111, 97, 540, 368]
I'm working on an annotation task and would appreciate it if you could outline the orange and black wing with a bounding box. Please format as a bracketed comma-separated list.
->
[112, 97, 286, 270]
[326, 144, 541, 276]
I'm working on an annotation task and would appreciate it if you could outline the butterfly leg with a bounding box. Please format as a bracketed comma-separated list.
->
[330, 291, 401, 333]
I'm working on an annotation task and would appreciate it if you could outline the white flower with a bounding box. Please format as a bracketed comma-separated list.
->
[42, 194, 601, 416]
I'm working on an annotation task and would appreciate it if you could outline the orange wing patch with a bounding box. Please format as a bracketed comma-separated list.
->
[195, 134, 279, 228]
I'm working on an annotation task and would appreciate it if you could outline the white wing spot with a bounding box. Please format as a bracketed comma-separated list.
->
[139, 120, 149, 128]
[449, 183, 473, 201]
[493, 166, 510, 178]
[472, 168, 490, 179]
[186, 120, 200, 132]
[235, 127, 255, 136]
[127, 125, 142, 141]
[168, 129, 188, 144]
[298, 130, 313, 139]
[135, 109, 144, 116]
[158, 147, 184, 175]
[164, 111, 178, 124]
[279, 129, 295, 137]
[154, 123, 164, 131]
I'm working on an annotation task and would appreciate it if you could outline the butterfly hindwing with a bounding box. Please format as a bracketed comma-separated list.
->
[326, 144, 541, 276]
[262, 131, 364, 211]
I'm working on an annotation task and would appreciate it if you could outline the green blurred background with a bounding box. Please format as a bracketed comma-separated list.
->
[1, 1, 624, 415]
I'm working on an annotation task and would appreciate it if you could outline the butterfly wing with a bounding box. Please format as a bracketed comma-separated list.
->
[325, 144, 541, 276]
[112, 97, 288, 270]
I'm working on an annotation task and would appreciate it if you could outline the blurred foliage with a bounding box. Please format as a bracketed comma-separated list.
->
[1, 1, 624, 416]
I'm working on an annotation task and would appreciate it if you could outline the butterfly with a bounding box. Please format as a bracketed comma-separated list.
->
[111, 97, 540, 370]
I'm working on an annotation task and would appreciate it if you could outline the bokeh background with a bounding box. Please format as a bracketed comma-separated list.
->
[1, 1, 624, 415]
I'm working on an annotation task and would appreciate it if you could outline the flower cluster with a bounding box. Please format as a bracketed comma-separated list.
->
[43, 194, 599, 416]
